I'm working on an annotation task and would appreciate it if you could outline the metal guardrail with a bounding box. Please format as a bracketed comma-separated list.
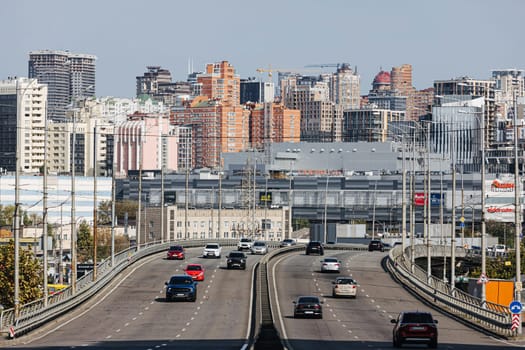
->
[2, 239, 514, 341]
[387, 244, 515, 337]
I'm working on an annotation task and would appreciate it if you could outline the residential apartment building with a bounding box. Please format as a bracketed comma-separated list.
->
[114, 113, 177, 175]
[492, 69, 525, 123]
[240, 78, 275, 104]
[248, 102, 300, 150]
[172, 96, 249, 169]
[198, 61, 240, 106]
[0, 77, 47, 174]
[171, 61, 250, 169]
[330, 63, 360, 110]
[343, 106, 405, 142]
[282, 79, 343, 142]
[391, 64, 417, 120]
[136, 66, 193, 107]
[29, 50, 96, 121]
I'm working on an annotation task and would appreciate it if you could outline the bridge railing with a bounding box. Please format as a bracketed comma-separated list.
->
[388, 244, 515, 337]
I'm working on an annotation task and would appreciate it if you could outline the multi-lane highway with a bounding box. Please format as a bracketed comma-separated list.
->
[269, 250, 519, 349]
[5, 246, 524, 349]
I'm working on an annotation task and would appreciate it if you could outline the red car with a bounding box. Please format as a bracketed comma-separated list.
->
[167, 245, 185, 260]
[184, 263, 205, 281]
[391, 311, 438, 348]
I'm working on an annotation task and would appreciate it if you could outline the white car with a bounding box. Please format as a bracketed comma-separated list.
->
[237, 237, 253, 251]
[203, 243, 222, 258]
[332, 277, 358, 298]
[251, 241, 268, 255]
[320, 257, 341, 273]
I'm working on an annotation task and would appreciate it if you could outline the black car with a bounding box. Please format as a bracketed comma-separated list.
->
[306, 241, 324, 255]
[293, 296, 323, 319]
[165, 275, 198, 302]
[368, 239, 384, 252]
[391, 311, 438, 348]
[226, 251, 247, 269]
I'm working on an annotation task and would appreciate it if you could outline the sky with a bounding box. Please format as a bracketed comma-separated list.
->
[2, 0, 524, 98]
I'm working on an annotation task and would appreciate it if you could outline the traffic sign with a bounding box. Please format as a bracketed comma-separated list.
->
[512, 313, 521, 331]
[459, 222, 465, 228]
[509, 300, 523, 314]
[459, 216, 465, 223]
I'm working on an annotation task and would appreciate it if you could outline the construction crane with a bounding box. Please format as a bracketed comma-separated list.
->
[256, 66, 315, 81]
[304, 63, 350, 69]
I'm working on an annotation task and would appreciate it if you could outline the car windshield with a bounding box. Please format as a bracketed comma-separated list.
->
[284, 239, 293, 243]
[401, 313, 433, 323]
[309, 242, 321, 246]
[298, 297, 319, 304]
[230, 252, 245, 258]
[323, 258, 338, 263]
[241, 238, 251, 242]
[169, 246, 183, 251]
[254, 242, 265, 246]
[186, 265, 202, 271]
[169, 277, 193, 285]
[205, 244, 219, 249]
[336, 278, 355, 284]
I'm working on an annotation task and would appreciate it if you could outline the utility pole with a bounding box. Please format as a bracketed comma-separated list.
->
[451, 126, 456, 289]
[160, 145, 165, 244]
[426, 121, 432, 281]
[137, 126, 143, 250]
[514, 97, 522, 334]
[93, 121, 98, 281]
[71, 106, 77, 294]
[42, 110, 49, 306]
[110, 124, 116, 267]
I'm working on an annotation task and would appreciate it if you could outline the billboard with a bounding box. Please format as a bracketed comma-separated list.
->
[414, 192, 445, 207]
[259, 191, 272, 205]
[485, 176, 521, 222]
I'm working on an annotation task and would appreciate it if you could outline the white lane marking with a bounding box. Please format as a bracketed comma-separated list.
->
[132, 317, 137, 321]
[106, 335, 112, 339]
[22, 253, 162, 344]
[124, 323, 130, 327]
[116, 329, 121, 332]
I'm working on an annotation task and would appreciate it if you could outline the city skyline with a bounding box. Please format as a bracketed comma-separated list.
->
[2, 0, 524, 98]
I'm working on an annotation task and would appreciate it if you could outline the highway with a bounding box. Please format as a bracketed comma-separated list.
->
[5, 246, 524, 349]
[269, 250, 520, 349]
[9, 247, 259, 349]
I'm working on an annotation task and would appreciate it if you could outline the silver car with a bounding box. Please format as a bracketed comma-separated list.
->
[320, 257, 341, 273]
[332, 277, 358, 298]
[251, 241, 268, 255]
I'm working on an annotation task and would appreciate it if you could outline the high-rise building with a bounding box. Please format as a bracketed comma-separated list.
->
[330, 63, 360, 110]
[240, 78, 275, 104]
[198, 61, 240, 106]
[434, 78, 496, 147]
[136, 66, 192, 106]
[0, 77, 47, 174]
[248, 102, 300, 150]
[29, 50, 96, 122]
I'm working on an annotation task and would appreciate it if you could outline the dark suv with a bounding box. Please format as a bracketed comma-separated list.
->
[226, 251, 247, 269]
[165, 275, 198, 302]
[391, 311, 438, 348]
[368, 239, 384, 252]
[306, 241, 324, 255]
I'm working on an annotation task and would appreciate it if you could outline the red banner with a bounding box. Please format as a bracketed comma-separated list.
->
[414, 192, 426, 206]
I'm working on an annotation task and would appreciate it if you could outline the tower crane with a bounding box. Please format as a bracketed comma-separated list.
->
[256, 66, 315, 81]
[304, 63, 350, 69]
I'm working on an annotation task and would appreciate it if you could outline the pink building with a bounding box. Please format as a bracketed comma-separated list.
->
[115, 112, 178, 175]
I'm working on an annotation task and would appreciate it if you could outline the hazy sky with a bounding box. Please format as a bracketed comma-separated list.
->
[2, 0, 524, 98]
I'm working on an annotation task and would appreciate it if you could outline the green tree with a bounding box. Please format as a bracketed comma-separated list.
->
[0, 241, 43, 309]
[0, 205, 16, 228]
[97, 200, 138, 226]
[77, 221, 93, 263]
